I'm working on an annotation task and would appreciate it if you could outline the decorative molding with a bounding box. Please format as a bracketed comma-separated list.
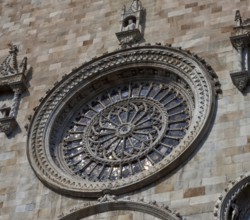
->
[230, 10, 250, 92]
[214, 173, 250, 220]
[116, 0, 144, 48]
[0, 43, 28, 135]
[27, 45, 220, 198]
[58, 196, 183, 220]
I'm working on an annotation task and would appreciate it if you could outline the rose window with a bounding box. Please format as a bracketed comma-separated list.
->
[27, 46, 218, 197]
[62, 81, 191, 182]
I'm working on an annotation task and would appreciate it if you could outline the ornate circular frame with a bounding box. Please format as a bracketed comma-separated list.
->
[27, 45, 219, 197]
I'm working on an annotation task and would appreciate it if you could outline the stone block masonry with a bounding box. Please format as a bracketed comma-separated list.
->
[0, 0, 250, 219]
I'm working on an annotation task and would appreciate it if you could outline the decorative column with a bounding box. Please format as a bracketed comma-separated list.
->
[235, 44, 243, 71]
[9, 88, 21, 118]
[230, 10, 250, 92]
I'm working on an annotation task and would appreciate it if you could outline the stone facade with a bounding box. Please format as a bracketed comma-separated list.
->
[0, 0, 250, 219]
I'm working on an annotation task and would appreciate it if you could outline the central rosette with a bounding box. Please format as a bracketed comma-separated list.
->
[62, 81, 191, 181]
[117, 124, 133, 137]
[85, 98, 167, 164]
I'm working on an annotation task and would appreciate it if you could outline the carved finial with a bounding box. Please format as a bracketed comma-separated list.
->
[122, 4, 126, 13]
[130, 0, 140, 11]
[0, 43, 27, 77]
[235, 10, 242, 27]
[19, 57, 27, 75]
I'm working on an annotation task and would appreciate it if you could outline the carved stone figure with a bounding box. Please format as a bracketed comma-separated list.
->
[235, 10, 242, 27]
[231, 202, 239, 220]
[98, 194, 116, 203]
[124, 19, 136, 31]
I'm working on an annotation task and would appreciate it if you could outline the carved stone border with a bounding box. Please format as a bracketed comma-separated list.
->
[214, 173, 250, 219]
[27, 45, 219, 197]
[58, 196, 182, 220]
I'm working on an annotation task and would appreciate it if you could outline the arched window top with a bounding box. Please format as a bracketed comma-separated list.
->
[214, 173, 250, 220]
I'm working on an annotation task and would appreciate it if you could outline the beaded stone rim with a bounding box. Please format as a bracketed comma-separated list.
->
[27, 45, 218, 197]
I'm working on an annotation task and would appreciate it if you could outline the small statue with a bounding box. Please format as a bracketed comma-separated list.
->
[125, 19, 136, 31]
[98, 194, 116, 203]
[231, 202, 239, 220]
[235, 10, 242, 27]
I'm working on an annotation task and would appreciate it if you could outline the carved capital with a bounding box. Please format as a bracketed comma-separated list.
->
[116, 28, 142, 48]
[230, 70, 249, 91]
[0, 116, 17, 135]
[230, 34, 250, 50]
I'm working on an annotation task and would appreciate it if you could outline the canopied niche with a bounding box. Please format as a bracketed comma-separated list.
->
[230, 10, 250, 92]
[116, 0, 144, 48]
[0, 44, 28, 135]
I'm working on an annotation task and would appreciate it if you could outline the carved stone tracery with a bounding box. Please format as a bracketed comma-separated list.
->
[62, 81, 192, 182]
[27, 45, 218, 197]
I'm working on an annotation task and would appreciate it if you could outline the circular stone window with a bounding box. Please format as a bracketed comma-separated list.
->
[27, 46, 219, 197]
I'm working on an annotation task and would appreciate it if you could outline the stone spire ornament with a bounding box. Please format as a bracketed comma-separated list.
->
[0, 43, 27, 77]
[235, 10, 242, 27]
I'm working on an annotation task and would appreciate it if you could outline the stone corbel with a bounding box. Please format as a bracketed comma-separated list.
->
[230, 10, 250, 92]
[0, 43, 29, 136]
[230, 70, 249, 92]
